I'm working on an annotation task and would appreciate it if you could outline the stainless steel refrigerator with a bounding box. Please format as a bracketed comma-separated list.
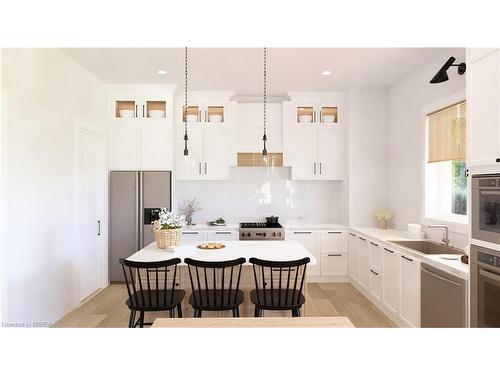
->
[109, 171, 171, 282]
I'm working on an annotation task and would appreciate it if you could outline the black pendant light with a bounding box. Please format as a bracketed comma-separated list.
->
[262, 47, 268, 156]
[183, 47, 189, 156]
[430, 56, 466, 84]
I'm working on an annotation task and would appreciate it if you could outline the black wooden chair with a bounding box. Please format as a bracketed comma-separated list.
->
[185, 257, 246, 318]
[119, 258, 185, 328]
[249, 257, 310, 317]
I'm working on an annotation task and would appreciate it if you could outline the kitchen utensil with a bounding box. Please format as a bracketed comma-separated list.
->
[119, 109, 135, 118]
[208, 114, 223, 122]
[266, 216, 279, 225]
[186, 114, 198, 122]
[298, 115, 313, 123]
[148, 109, 165, 118]
[321, 115, 335, 123]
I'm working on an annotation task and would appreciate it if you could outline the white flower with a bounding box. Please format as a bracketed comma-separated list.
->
[155, 209, 186, 229]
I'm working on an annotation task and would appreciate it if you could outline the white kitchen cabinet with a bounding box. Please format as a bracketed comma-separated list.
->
[181, 230, 208, 245]
[320, 253, 348, 276]
[467, 48, 500, 167]
[203, 126, 233, 179]
[317, 127, 343, 179]
[320, 231, 348, 254]
[287, 231, 320, 276]
[206, 230, 238, 241]
[348, 233, 359, 282]
[290, 127, 318, 179]
[400, 253, 421, 327]
[140, 125, 173, 170]
[109, 124, 141, 170]
[382, 245, 400, 315]
[177, 126, 204, 179]
[358, 236, 370, 290]
[368, 240, 383, 300]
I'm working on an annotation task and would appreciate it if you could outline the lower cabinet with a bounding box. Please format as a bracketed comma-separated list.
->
[368, 240, 383, 300]
[399, 253, 421, 327]
[320, 253, 348, 276]
[181, 231, 207, 244]
[358, 236, 370, 290]
[382, 245, 400, 316]
[207, 231, 239, 241]
[287, 231, 320, 276]
[348, 232, 359, 281]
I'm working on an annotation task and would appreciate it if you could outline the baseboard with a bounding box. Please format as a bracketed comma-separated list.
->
[308, 276, 349, 283]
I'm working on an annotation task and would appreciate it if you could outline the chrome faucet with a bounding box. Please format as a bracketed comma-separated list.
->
[428, 224, 450, 247]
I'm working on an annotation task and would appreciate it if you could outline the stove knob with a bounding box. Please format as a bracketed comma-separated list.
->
[263, 232, 267, 237]
[272, 232, 276, 237]
[241, 233, 245, 237]
[278, 232, 282, 237]
[247, 233, 251, 237]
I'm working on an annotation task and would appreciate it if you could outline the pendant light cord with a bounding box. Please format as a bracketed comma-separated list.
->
[263, 47, 268, 156]
[184, 47, 189, 156]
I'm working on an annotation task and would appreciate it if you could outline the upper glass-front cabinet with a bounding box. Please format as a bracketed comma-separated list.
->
[183, 104, 225, 124]
[296, 105, 339, 125]
[113, 97, 167, 119]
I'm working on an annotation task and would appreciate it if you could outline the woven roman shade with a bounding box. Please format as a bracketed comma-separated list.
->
[427, 101, 466, 163]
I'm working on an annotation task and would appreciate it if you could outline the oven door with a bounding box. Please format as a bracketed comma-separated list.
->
[472, 176, 500, 244]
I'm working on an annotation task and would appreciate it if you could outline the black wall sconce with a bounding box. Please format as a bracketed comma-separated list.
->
[430, 56, 466, 84]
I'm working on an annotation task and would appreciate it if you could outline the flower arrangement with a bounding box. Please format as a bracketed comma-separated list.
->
[374, 208, 392, 229]
[178, 198, 202, 225]
[157, 208, 185, 229]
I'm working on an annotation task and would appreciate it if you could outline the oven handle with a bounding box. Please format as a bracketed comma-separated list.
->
[479, 268, 500, 283]
[480, 190, 500, 195]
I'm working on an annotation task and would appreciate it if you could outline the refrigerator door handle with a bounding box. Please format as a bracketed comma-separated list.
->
[138, 172, 144, 251]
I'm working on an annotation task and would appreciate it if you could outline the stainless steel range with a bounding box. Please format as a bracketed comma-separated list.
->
[239, 222, 285, 240]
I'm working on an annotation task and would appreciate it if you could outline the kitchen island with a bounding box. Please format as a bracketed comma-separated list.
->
[127, 240, 317, 318]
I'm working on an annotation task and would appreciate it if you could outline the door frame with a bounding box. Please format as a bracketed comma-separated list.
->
[74, 120, 108, 304]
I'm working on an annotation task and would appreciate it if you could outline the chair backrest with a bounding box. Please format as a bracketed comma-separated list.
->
[119, 258, 182, 308]
[184, 257, 246, 308]
[249, 257, 310, 306]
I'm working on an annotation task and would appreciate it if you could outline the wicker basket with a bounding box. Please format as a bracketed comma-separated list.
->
[154, 228, 182, 249]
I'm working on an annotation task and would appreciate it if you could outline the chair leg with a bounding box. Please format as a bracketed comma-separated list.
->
[139, 311, 145, 327]
[193, 309, 198, 318]
[292, 309, 298, 317]
[254, 307, 260, 317]
[232, 308, 240, 318]
[128, 310, 136, 328]
[177, 304, 183, 318]
[169, 309, 174, 318]
[296, 308, 301, 317]
[198, 309, 203, 318]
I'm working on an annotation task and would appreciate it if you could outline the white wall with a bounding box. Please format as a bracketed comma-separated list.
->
[174, 167, 343, 225]
[348, 88, 389, 227]
[1, 49, 107, 324]
[387, 48, 467, 247]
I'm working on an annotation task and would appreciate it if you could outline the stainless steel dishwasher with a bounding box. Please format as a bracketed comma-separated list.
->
[421, 264, 467, 327]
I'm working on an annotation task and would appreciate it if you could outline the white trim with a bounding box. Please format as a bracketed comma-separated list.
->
[0, 48, 8, 323]
[421, 90, 468, 233]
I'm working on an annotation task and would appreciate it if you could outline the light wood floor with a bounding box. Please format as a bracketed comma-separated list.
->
[53, 283, 396, 328]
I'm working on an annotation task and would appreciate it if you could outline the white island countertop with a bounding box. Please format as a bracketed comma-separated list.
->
[127, 240, 317, 266]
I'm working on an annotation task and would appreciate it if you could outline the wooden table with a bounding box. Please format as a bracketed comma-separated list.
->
[152, 316, 355, 328]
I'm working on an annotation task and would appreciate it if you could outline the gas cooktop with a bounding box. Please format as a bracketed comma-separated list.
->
[239, 222, 285, 240]
[240, 222, 283, 229]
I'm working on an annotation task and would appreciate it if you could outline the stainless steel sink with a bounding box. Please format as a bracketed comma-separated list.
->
[388, 240, 465, 255]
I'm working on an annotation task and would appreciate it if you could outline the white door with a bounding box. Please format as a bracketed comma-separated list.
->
[358, 236, 370, 290]
[348, 233, 359, 282]
[467, 48, 500, 167]
[291, 127, 318, 179]
[203, 126, 232, 179]
[177, 126, 204, 179]
[400, 254, 421, 327]
[77, 126, 107, 302]
[317, 127, 343, 180]
[382, 246, 400, 315]
[287, 231, 320, 276]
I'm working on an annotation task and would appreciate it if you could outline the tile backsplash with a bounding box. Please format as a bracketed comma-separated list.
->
[174, 166, 344, 225]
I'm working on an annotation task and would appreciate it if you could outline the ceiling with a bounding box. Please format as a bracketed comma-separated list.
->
[63, 48, 448, 96]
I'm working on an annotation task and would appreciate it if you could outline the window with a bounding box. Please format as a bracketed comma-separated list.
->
[425, 101, 467, 223]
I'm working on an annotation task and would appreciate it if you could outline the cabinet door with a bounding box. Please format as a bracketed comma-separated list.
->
[140, 125, 173, 170]
[369, 241, 382, 272]
[203, 126, 232, 179]
[320, 231, 347, 254]
[382, 246, 400, 315]
[181, 231, 207, 245]
[291, 127, 318, 179]
[348, 233, 359, 282]
[317, 127, 343, 180]
[206, 231, 238, 241]
[358, 236, 370, 290]
[287, 231, 320, 276]
[320, 253, 348, 276]
[369, 267, 383, 301]
[400, 254, 421, 327]
[176, 126, 204, 179]
[109, 124, 141, 170]
[467, 49, 500, 167]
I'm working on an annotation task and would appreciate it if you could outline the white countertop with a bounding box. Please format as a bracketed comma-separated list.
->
[351, 227, 469, 279]
[182, 223, 239, 231]
[127, 240, 317, 266]
[182, 223, 347, 231]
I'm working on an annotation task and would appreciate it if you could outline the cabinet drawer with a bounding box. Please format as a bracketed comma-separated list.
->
[320, 231, 348, 253]
[207, 231, 238, 241]
[369, 241, 382, 271]
[369, 268, 382, 301]
[181, 231, 207, 244]
[320, 253, 348, 276]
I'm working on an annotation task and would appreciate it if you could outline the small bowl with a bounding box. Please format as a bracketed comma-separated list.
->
[119, 109, 135, 118]
[298, 114, 313, 123]
[322, 115, 336, 123]
[208, 114, 223, 122]
[148, 109, 165, 118]
[186, 114, 198, 123]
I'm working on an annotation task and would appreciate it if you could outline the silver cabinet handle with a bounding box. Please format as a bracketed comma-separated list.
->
[143, 104, 145, 118]
[401, 255, 413, 262]
[422, 267, 462, 287]
[319, 162, 322, 175]
[294, 231, 312, 234]
[328, 231, 342, 234]
[215, 231, 231, 235]
[479, 268, 500, 283]
[313, 162, 316, 175]
[359, 237, 366, 241]
[135, 104, 138, 118]
[370, 269, 379, 276]
[349, 233, 356, 237]
[384, 247, 394, 254]
[97, 220, 101, 236]
[199, 162, 202, 175]
[370, 242, 379, 247]
[183, 231, 199, 235]
[327, 254, 342, 257]
[204, 162, 207, 175]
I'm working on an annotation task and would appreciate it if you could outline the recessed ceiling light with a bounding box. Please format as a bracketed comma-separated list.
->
[322, 70, 332, 76]
[157, 70, 167, 75]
